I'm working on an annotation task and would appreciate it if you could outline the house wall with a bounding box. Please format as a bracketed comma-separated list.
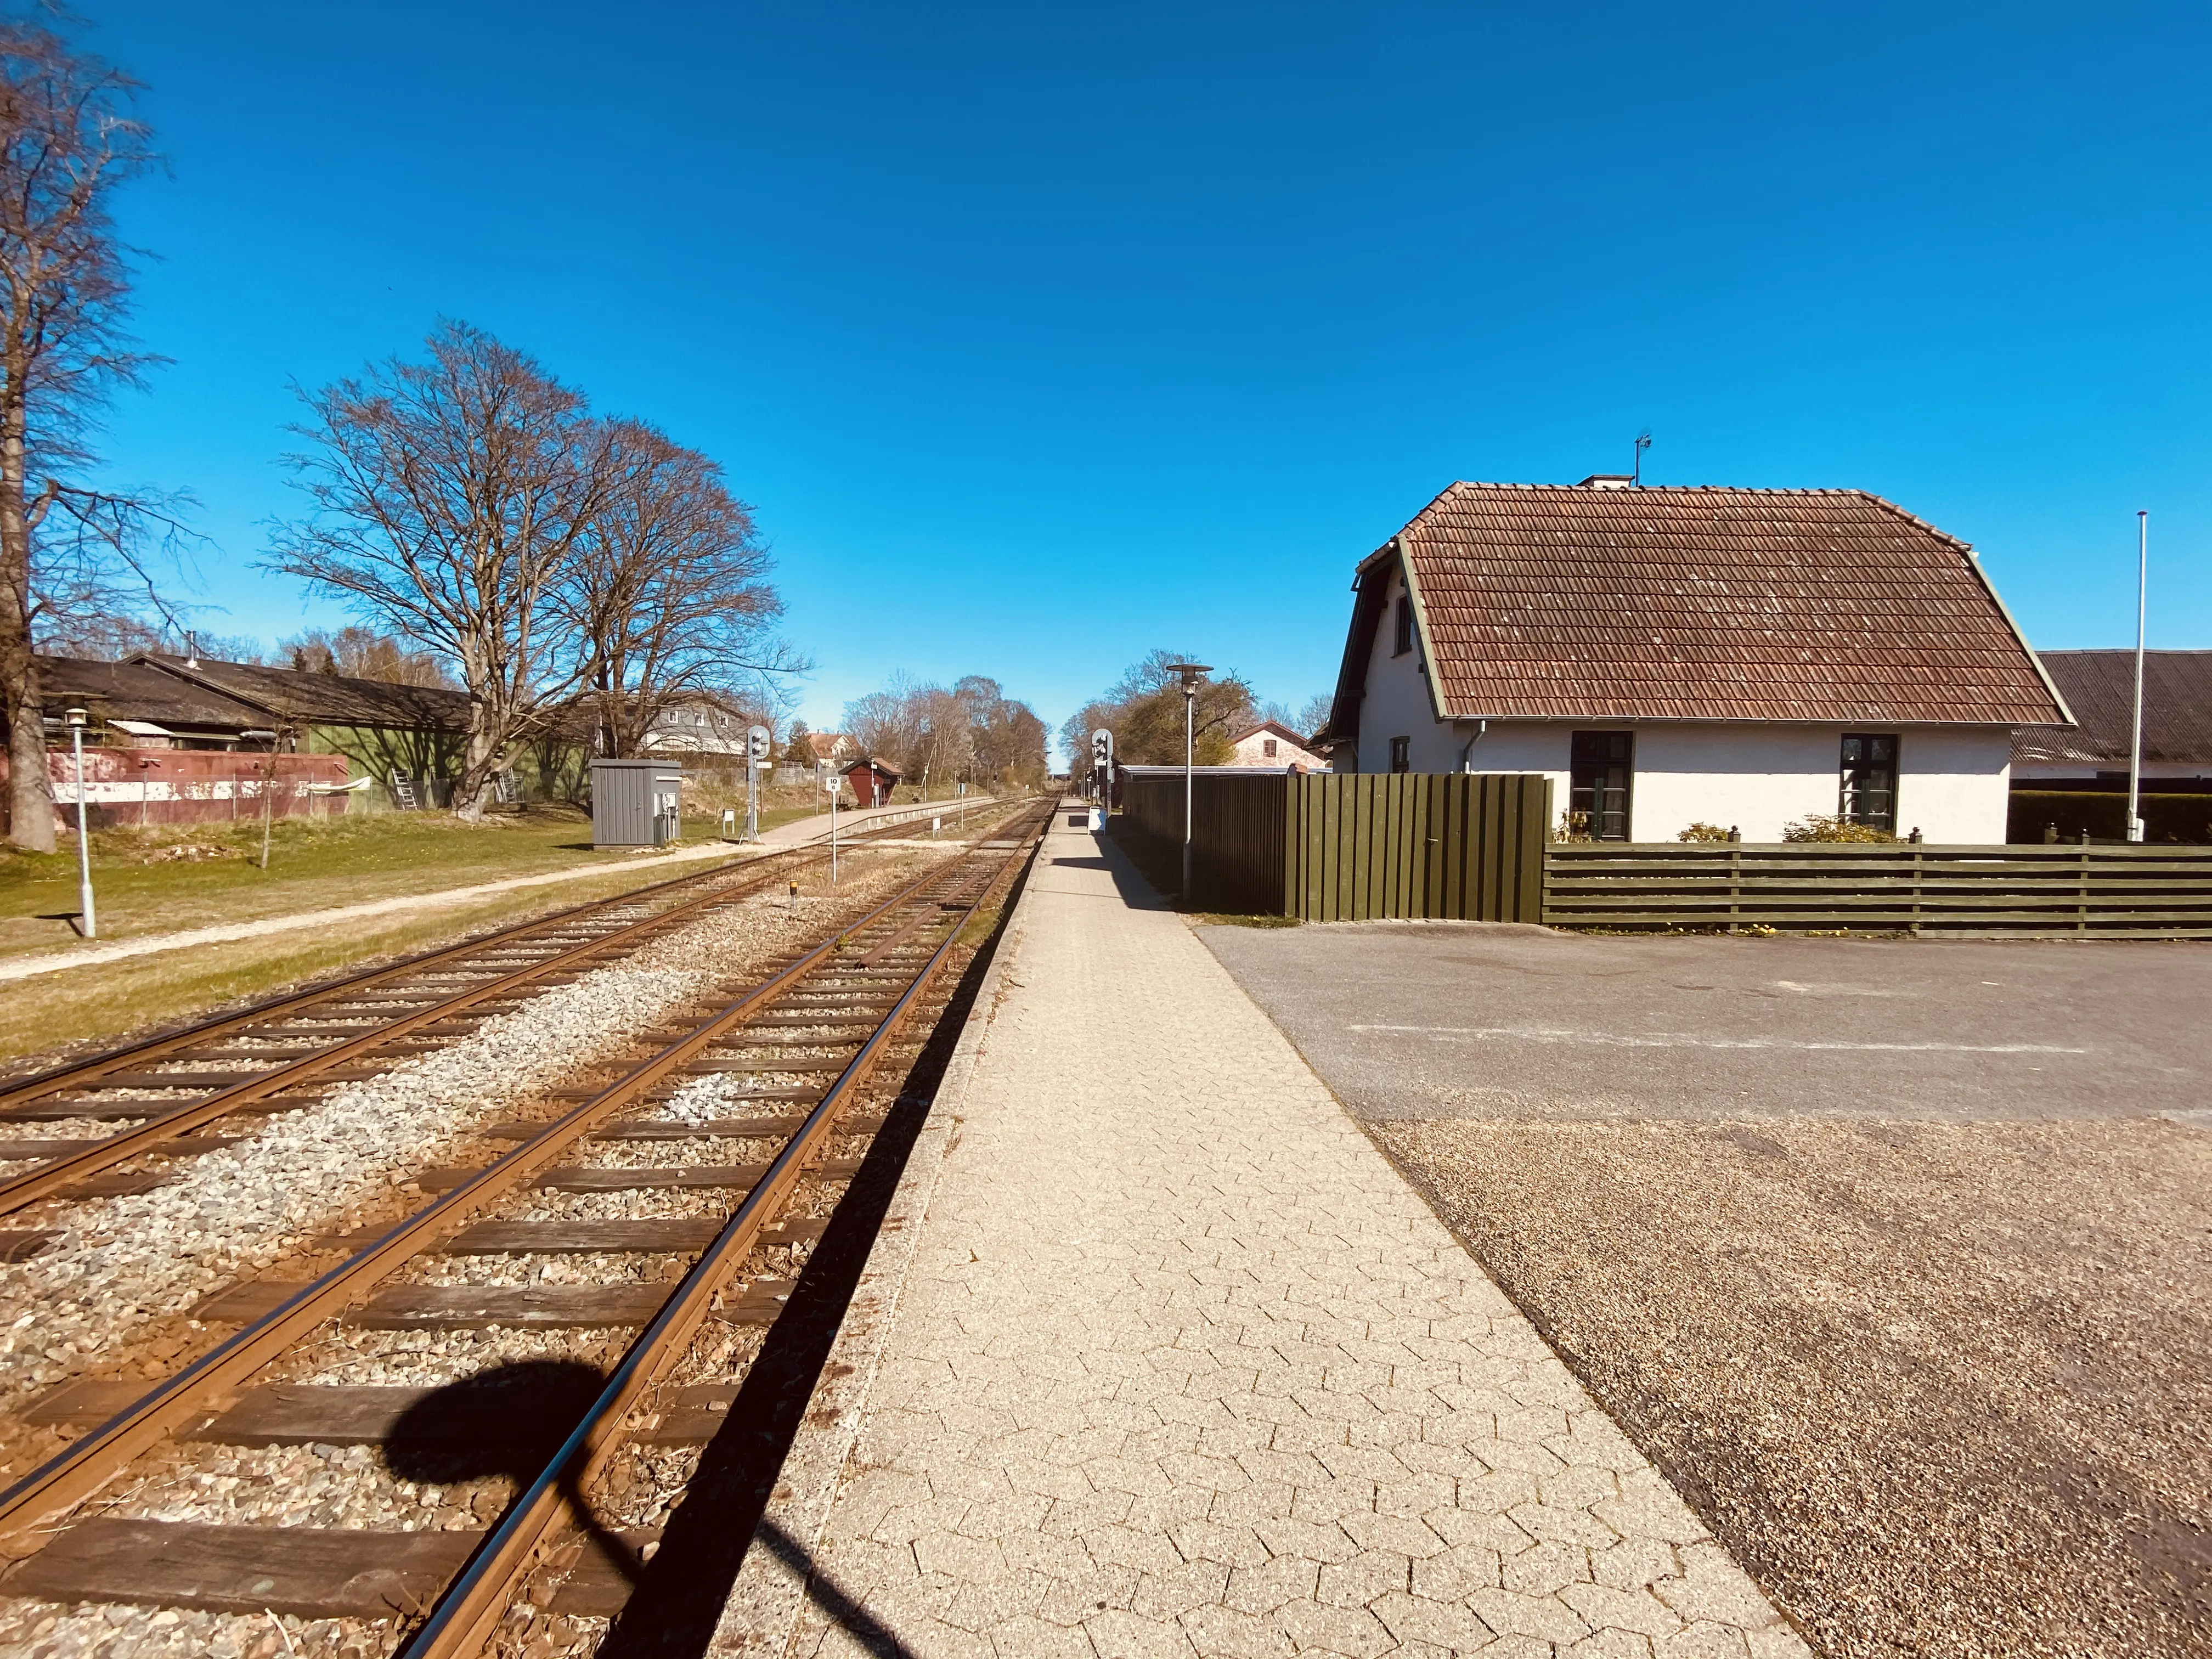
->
[1229, 730, 1326, 769]
[1350, 564, 1452, 772]
[1360, 720, 2011, 842]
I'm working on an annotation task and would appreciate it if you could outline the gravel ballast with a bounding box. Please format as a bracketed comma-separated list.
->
[0, 854, 937, 1442]
[1373, 1115, 2212, 1659]
[0, 839, 995, 1658]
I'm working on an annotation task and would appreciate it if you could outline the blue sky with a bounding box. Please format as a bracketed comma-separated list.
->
[77, 2, 2212, 753]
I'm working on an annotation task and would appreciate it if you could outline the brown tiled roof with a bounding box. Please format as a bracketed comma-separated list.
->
[2014, 651, 2212, 766]
[1368, 483, 2067, 726]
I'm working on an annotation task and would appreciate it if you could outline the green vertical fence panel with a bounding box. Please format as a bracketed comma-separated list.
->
[1122, 770, 1552, 922]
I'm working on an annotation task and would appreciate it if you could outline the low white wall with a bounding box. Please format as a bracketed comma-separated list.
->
[1357, 715, 2015, 842]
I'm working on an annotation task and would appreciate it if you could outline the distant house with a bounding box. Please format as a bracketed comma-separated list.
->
[1224, 720, 1326, 770]
[641, 694, 755, 757]
[2012, 651, 2212, 787]
[1319, 479, 2070, 843]
[133, 654, 472, 808]
[36, 655, 272, 749]
[809, 732, 858, 763]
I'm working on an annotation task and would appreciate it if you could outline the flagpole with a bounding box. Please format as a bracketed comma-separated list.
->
[2127, 510, 2147, 843]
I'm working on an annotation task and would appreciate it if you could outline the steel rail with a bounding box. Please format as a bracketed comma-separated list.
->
[0, 794, 1001, 1113]
[0, 842, 1006, 1553]
[0, 808, 984, 1218]
[0, 848, 817, 1216]
[397, 804, 1051, 1657]
[0, 849, 766, 1111]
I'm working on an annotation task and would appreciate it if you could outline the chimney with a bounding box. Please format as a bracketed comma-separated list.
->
[1578, 475, 1636, 490]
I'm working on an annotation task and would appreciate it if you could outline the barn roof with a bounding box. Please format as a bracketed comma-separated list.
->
[35, 656, 268, 732]
[2014, 650, 2212, 766]
[1328, 482, 2069, 733]
[134, 655, 471, 731]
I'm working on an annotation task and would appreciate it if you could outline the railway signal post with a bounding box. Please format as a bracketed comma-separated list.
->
[747, 724, 771, 841]
[1091, 727, 1113, 831]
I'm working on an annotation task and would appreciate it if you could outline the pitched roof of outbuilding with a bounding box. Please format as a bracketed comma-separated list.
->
[134, 655, 471, 730]
[1331, 483, 2069, 731]
[35, 655, 268, 731]
[2013, 650, 2212, 766]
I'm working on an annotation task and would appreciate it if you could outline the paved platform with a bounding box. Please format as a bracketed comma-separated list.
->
[740, 812, 1810, 1658]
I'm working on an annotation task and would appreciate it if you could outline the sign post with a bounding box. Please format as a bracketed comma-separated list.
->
[746, 725, 771, 842]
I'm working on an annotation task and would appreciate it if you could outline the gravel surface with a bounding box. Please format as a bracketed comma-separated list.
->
[1373, 1115, 2212, 1659]
[0, 1602, 376, 1659]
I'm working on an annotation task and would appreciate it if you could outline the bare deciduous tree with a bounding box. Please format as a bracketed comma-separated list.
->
[843, 672, 1047, 793]
[1059, 650, 1256, 769]
[563, 419, 795, 758]
[0, 18, 167, 850]
[270, 321, 617, 820]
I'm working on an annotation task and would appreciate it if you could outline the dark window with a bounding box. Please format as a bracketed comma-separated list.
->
[1389, 736, 1410, 774]
[1262, 737, 1278, 758]
[1569, 730, 1634, 840]
[1392, 594, 1414, 656]
[1839, 733, 1898, 831]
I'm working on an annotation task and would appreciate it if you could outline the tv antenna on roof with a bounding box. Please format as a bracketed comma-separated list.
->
[1633, 430, 1652, 486]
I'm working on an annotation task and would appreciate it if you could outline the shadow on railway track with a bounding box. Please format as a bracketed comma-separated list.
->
[382, 1359, 647, 1594]
[595, 899, 1015, 1659]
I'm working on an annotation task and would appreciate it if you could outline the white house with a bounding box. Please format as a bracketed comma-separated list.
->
[1319, 478, 2071, 843]
[1224, 719, 1327, 770]
[641, 694, 755, 756]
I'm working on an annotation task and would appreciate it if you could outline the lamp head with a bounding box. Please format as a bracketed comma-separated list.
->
[1164, 661, 1212, 690]
[63, 706, 87, 730]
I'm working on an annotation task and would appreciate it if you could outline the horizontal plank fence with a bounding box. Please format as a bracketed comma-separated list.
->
[1542, 842, 2212, 938]
[1118, 769, 1551, 921]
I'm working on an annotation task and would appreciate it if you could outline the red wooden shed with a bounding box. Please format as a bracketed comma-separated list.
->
[842, 755, 902, 808]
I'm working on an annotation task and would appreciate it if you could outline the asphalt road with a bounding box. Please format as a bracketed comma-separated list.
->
[1197, 920, 2212, 1124]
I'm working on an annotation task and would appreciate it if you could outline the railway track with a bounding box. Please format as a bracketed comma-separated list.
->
[0, 802, 993, 1246]
[0, 801, 1048, 1658]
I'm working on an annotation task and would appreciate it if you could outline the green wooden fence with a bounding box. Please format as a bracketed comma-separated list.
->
[1542, 842, 2212, 938]
[1119, 770, 1552, 921]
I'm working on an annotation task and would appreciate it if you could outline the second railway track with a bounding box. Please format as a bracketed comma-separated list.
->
[0, 802, 996, 1234]
[0, 799, 1051, 1658]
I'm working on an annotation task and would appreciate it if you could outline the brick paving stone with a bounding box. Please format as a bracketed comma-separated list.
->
[778, 814, 1812, 1658]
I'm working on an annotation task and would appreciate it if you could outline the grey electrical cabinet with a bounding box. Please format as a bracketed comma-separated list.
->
[590, 759, 686, 848]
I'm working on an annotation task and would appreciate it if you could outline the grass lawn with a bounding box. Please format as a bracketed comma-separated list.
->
[0, 805, 733, 963]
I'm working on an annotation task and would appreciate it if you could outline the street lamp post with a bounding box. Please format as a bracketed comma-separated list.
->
[64, 706, 95, 939]
[1165, 662, 1212, 907]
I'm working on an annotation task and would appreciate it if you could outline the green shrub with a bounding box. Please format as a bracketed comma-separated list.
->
[1677, 822, 1735, 843]
[1781, 814, 1894, 843]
